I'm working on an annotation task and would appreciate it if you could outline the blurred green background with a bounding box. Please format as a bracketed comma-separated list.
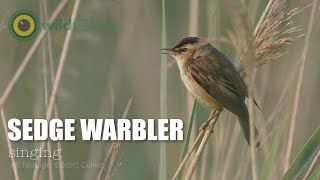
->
[0, 0, 319, 179]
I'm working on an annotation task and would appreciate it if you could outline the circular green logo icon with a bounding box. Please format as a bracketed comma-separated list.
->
[8, 10, 39, 41]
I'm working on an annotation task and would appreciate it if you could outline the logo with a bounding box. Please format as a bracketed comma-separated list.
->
[8, 10, 39, 41]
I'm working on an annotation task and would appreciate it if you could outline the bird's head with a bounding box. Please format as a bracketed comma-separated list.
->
[161, 37, 208, 64]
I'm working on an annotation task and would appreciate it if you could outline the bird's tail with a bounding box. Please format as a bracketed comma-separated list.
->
[238, 115, 260, 149]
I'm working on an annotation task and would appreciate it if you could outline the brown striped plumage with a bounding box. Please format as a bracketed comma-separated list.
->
[162, 37, 259, 147]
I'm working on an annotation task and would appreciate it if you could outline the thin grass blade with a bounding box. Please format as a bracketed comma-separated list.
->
[281, 125, 320, 180]
[178, 100, 197, 180]
[159, 0, 168, 179]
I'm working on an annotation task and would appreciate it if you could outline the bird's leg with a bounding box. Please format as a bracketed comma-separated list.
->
[200, 110, 217, 132]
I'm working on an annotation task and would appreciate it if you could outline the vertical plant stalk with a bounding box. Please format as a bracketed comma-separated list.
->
[253, 0, 275, 36]
[186, 2, 198, 176]
[186, 0, 198, 119]
[245, 34, 258, 180]
[32, 0, 81, 180]
[39, 2, 54, 180]
[1, 108, 20, 180]
[184, 111, 220, 180]
[248, 97, 258, 180]
[42, 0, 56, 85]
[187, 1, 199, 179]
[248, 1, 277, 179]
[284, 0, 318, 170]
[45, 0, 80, 123]
[41, 0, 65, 179]
[159, 0, 168, 180]
[247, 15, 257, 180]
[42, 0, 59, 117]
[188, 0, 199, 37]
[0, 1, 67, 179]
[0, 0, 68, 109]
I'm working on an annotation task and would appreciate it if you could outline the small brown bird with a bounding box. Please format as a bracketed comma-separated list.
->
[162, 37, 259, 147]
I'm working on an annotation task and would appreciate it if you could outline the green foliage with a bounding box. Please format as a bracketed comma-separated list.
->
[159, 0, 168, 180]
[178, 100, 197, 180]
[309, 165, 320, 180]
[281, 126, 320, 180]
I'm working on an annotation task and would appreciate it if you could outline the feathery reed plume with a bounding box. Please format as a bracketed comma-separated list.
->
[254, 0, 304, 68]
[227, 0, 304, 76]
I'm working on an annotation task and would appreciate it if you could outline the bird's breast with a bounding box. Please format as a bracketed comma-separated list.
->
[179, 69, 222, 111]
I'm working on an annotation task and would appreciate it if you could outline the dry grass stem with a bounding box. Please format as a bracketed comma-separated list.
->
[0, 0, 68, 109]
[42, 0, 56, 84]
[186, 0, 198, 120]
[45, 0, 80, 123]
[105, 98, 133, 179]
[105, 141, 122, 180]
[0, 1, 68, 180]
[254, 0, 275, 35]
[171, 130, 205, 180]
[98, 98, 133, 180]
[284, 0, 318, 170]
[109, 159, 123, 180]
[184, 111, 220, 180]
[32, 0, 81, 179]
[303, 149, 320, 179]
[246, 27, 258, 180]
[1, 108, 20, 180]
[97, 144, 115, 180]
[41, 0, 65, 178]
[248, 97, 258, 180]
[39, 3, 54, 180]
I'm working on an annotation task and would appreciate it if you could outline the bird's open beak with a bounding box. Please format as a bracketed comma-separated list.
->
[161, 48, 174, 55]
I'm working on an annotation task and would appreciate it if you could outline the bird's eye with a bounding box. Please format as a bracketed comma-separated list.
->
[180, 48, 188, 52]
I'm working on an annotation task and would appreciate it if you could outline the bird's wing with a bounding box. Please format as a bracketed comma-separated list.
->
[213, 50, 262, 109]
[185, 56, 247, 117]
[213, 49, 249, 98]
